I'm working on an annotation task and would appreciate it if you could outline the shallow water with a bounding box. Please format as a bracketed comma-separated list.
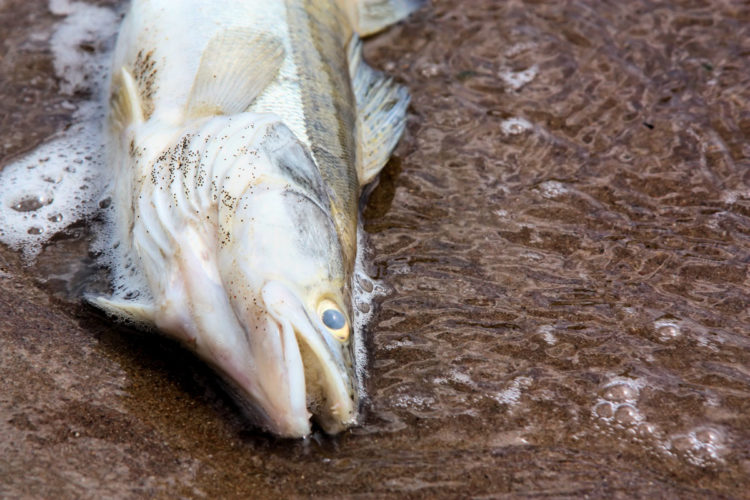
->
[2, 0, 750, 497]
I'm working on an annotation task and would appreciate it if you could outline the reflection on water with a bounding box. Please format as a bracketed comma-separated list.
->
[1, 0, 750, 497]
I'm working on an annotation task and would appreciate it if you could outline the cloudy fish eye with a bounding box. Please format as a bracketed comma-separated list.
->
[317, 299, 349, 342]
[323, 308, 346, 329]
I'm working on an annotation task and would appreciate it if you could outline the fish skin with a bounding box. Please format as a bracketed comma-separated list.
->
[99, 0, 416, 437]
[283, 0, 360, 271]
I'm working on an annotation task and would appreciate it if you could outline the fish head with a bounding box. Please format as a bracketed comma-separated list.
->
[212, 120, 359, 437]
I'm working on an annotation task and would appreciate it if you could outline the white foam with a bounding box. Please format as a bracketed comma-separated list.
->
[491, 376, 532, 406]
[449, 370, 475, 386]
[382, 338, 415, 351]
[49, 1, 118, 95]
[499, 64, 538, 90]
[720, 189, 750, 204]
[352, 226, 389, 403]
[0, 117, 105, 259]
[0, 1, 118, 259]
[500, 117, 533, 135]
[391, 393, 435, 409]
[538, 324, 557, 345]
[538, 180, 568, 198]
[654, 318, 682, 342]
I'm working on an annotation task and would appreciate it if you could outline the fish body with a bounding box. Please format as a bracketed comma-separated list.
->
[97, 0, 419, 437]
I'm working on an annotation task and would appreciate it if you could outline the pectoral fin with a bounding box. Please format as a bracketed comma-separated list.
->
[186, 28, 285, 118]
[348, 36, 410, 186]
[109, 67, 144, 133]
[88, 295, 156, 326]
[349, 0, 424, 36]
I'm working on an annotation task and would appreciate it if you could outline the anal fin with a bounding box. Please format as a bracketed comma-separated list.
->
[348, 35, 410, 186]
[186, 28, 285, 118]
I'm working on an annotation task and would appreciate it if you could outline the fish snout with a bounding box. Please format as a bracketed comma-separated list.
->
[261, 281, 358, 434]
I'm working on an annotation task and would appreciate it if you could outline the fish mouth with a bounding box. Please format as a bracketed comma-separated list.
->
[260, 280, 358, 436]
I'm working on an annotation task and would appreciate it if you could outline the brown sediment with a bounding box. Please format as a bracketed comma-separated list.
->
[2, 0, 750, 498]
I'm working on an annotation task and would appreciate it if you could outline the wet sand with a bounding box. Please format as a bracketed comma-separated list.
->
[2, 0, 750, 497]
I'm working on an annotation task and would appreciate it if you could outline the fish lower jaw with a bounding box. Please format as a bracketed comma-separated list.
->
[215, 358, 313, 439]
[209, 326, 355, 438]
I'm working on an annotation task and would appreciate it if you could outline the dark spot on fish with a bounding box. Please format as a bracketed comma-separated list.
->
[133, 50, 158, 118]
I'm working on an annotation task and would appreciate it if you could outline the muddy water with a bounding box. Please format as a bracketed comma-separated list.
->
[2, 0, 750, 497]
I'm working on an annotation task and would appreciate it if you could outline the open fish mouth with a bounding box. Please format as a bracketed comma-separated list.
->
[258, 280, 358, 436]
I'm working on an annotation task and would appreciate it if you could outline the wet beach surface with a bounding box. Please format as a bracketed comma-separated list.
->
[2, 0, 750, 497]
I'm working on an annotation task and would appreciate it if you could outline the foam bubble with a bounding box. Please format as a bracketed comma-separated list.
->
[499, 64, 538, 90]
[418, 62, 441, 78]
[388, 258, 412, 275]
[601, 382, 639, 403]
[491, 376, 532, 406]
[500, 117, 533, 135]
[537, 324, 557, 345]
[593, 377, 644, 426]
[538, 180, 568, 198]
[594, 401, 614, 419]
[449, 370, 475, 386]
[382, 338, 415, 351]
[637, 422, 658, 438]
[720, 189, 750, 204]
[669, 426, 727, 466]
[391, 393, 436, 409]
[614, 404, 641, 425]
[694, 427, 723, 446]
[654, 318, 682, 341]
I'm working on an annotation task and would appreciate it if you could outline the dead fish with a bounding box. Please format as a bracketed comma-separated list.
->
[92, 0, 420, 437]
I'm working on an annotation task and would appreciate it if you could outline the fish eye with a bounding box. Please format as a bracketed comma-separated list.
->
[317, 299, 349, 342]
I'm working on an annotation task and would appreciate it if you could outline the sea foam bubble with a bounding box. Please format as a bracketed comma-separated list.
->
[0, 1, 118, 259]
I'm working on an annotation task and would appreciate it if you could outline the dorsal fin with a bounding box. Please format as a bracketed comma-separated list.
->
[347, 0, 424, 36]
[348, 35, 410, 186]
[186, 28, 285, 119]
[109, 67, 144, 133]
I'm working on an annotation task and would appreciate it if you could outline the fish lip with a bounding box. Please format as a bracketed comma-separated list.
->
[261, 280, 357, 433]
